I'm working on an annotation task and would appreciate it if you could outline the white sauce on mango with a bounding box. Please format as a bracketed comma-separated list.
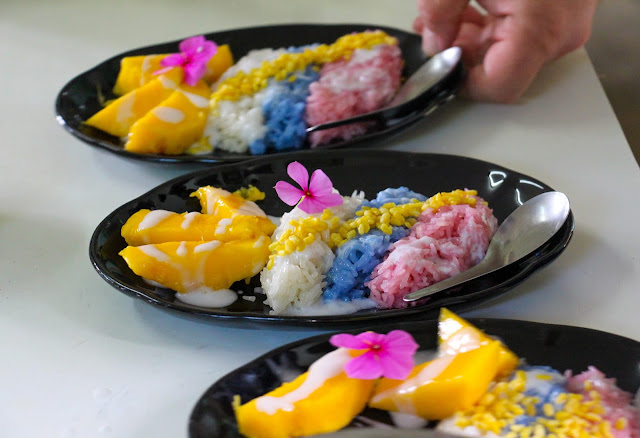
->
[194, 241, 221, 254]
[180, 90, 209, 108]
[255, 348, 353, 415]
[181, 211, 200, 229]
[138, 245, 171, 263]
[152, 106, 185, 124]
[215, 218, 233, 235]
[138, 210, 173, 231]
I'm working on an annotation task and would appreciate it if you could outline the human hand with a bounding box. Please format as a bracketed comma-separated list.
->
[413, 0, 599, 102]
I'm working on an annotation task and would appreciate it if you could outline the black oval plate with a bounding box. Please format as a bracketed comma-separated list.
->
[188, 319, 640, 437]
[55, 23, 462, 164]
[89, 150, 574, 328]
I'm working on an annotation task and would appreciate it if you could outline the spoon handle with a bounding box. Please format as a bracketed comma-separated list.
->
[402, 258, 499, 302]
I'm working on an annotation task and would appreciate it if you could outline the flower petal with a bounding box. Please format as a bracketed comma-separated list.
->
[274, 181, 304, 206]
[179, 35, 207, 55]
[329, 334, 369, 350]
[298, 196, 329, 214]
[191, 40, 218, 62]
[355, 331, 387, 347]
[160, 53, 185, 68]
[384, 330, 420, 355]
[287, 161, 309, 192]
[315, 192, 343, 209]
[344, 351, 383, 380]
[377, 348, 415, 380]
[183, 61, 207, 86]
[308, 169, 335, 196]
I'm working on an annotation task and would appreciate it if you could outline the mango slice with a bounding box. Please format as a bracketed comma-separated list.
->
[190, 186, 267, 218]
[112, 45, 234, 96]
[112, 54, 166, 96]
[438, 308, 519, 377]
[235, 348, 375, 438]
[118, 236, 270, 293]
[124, 80, 210, 155]
[369, 341, 501, 420]
[85, 69, 183, 138]
[121, 209, 276, 246]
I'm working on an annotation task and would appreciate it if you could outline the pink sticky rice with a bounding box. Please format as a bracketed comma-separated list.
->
[366, 200, 498, 309]
[566, 367, 640, 438]
[304, 42, 403, 147]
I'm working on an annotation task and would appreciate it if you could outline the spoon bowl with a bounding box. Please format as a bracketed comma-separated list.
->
[403, 191, 571, 303]
[306, 46, 464, 134]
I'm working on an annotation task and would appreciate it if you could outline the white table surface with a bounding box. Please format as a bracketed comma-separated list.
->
[2, 1, 639, 437]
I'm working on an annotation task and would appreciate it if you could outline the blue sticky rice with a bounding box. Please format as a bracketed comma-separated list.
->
[511, 365, 568, 428]
[323, 226, 409, 302]
[362, 187, 428, 209]
[248, 64, 320, 155]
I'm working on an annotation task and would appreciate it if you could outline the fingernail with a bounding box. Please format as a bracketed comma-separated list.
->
[421, 28, 441, 55]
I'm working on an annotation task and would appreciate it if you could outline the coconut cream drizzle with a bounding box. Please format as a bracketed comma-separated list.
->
[215, 218, 233, 235]
[255, 348, 353, 415]
[194, 241, 221, 254]
[152, 106, 185, 124]
[181, 211, 200, 229]
[180, 90, 209, 108]
[138, 210, 173, 231]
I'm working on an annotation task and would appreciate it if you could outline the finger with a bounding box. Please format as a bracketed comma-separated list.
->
[416, 0, 470, 54]
[464, 36, 547, 103]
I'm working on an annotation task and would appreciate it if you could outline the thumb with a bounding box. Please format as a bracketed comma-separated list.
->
[416, 0, 470, 55]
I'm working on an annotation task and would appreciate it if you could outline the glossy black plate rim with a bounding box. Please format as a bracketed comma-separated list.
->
[188, 318, 640, 438]
[89, 150, 574, 327]
[55, 23, 461, 164]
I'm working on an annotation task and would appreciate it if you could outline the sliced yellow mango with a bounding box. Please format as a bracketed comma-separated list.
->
[203, 45, 234, 84]
[438, 308, 519, 377]
[112, 54, 166, 96]
[124, 80, 210, 155]
[85, 69, 183, 138]
[235, 349, 375, 438]
[118, 236, 270, 293]
[112, 45, 233, 96]
[369, 341, 501, 420]
[120, 209, 275, 246]
[190, 186, 267, 218]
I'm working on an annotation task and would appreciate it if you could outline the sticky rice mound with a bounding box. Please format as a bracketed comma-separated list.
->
[566, 367, 640, 437]
[204, 49, 287, 153]
[323, 226, 409, 302]
[305, 44, 403, 147]
[362, 186, 428, 209]
[261, 192, 365, 314]
[367, 199, 498, 309]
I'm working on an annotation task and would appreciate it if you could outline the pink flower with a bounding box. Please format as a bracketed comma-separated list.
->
[274, 161, 343, 214]
[329, 330, 419, 380]
[154, 35, 217, 86]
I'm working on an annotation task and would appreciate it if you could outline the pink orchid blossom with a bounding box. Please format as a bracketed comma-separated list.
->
[274, 161, 343, 214]
[329, 330, 419, 380]
[154, 35, 217, 86]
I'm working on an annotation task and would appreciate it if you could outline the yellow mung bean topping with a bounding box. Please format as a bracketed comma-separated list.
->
[210, 30, 397, 111]
[452, 371, 617, 438]
[329, 189, 479, 247]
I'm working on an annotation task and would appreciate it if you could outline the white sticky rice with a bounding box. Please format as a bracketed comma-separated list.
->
[203, 48, 287, 153]
[260, 191, 365, 314]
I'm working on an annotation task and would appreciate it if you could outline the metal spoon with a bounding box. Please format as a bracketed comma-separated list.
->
[403, 191, 571, 303]
[306, 46, 463, 134]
